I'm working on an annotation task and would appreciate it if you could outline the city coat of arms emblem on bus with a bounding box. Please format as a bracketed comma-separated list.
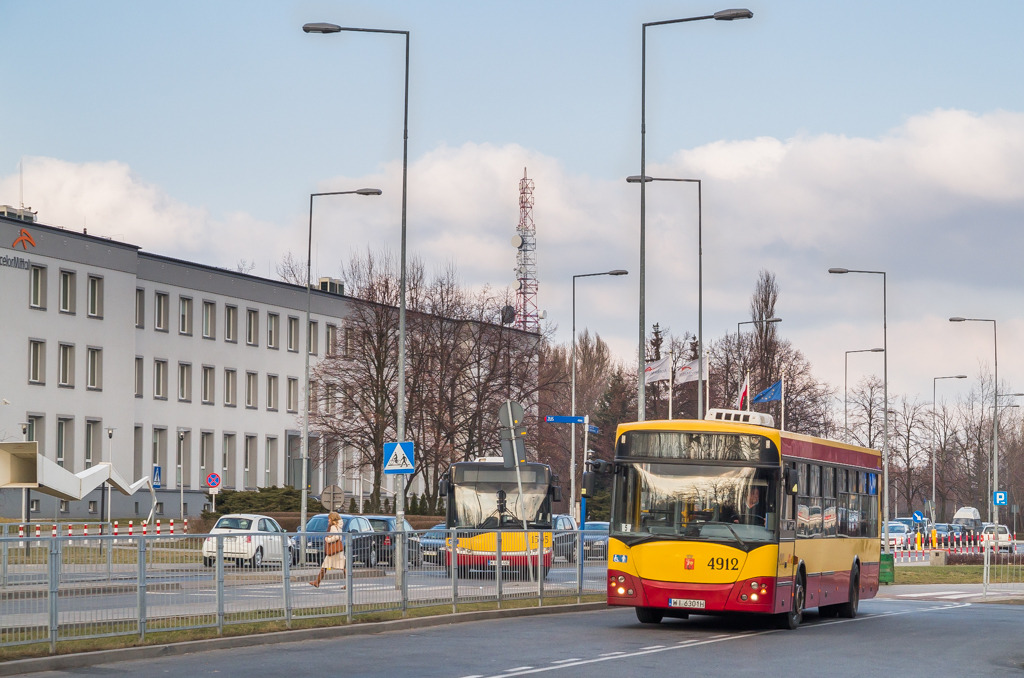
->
[685, 555, 695, 570]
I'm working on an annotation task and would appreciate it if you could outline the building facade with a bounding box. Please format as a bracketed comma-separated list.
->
[0, 213, 409, 521]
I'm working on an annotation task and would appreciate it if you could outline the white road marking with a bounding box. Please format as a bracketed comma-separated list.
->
[598, 652, 625, 657]
[504, 668, 533, 672]
[549, 659, 581, 665]
[896, 591, 961, 598]
[640, 645, 664, 650]
[457, 675, 483, 678]
[934, 593, 976, 600]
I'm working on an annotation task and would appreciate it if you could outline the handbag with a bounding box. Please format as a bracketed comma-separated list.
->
[325, 538, 344, 557]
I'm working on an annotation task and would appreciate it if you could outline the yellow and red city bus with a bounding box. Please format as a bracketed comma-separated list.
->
[439, 459, 560, 577]
[591, 411, 880, 629]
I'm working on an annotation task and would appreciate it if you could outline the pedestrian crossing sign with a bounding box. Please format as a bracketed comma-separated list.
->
[383, 442, 415, 475]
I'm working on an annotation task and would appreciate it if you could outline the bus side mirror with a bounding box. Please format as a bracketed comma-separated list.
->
[439, 479, 449, 496]
[786, 468, 799, 495]
[551, 486, 563, 503]
[581, 472, 595, 498]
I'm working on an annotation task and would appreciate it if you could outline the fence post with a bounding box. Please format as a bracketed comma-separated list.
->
[281, 533, 292, 629]
[495, 531, 502, 608]
[48, 537, 59, 653]
[345, 532, 354, 624]
[450, 529, 458, 613]
[537, 531, 543, 607]
[2, 538, 8, 588]
[137, 535, 147, 641]
[106, 524, 113, 582]
[576, 529, 584, 604]
[216, 535, 225, 635]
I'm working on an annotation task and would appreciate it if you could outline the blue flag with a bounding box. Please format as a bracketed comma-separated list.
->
[752, 380, 782, 404]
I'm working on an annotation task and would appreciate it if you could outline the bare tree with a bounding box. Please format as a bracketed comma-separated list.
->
[276, 251, 308, 286]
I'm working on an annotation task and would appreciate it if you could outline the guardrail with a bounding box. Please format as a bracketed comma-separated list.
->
[0, 529, 607, 653]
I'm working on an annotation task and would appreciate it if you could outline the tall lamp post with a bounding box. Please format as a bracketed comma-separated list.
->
[303, 19, 412, 545]
[635, 8, 752, 421]
[948, 317, 1000, 524]
[846, 348, 885, 441]
[931, 375, 966, 520]
[628, 175, 706, 419]
[571, 269, 628, 521]
[829, 267, 890, 552]
[299, 189, 382, 555]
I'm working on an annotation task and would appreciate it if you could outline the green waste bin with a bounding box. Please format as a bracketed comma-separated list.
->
[879, 552, 895, 584]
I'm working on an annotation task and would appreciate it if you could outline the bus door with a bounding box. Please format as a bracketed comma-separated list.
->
[775, 466, 798, 614]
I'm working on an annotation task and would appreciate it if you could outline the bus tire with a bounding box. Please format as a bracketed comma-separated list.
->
[838, 566, 859, 619]
[635, 607, 664, 624]
[779, 573, 805, 630]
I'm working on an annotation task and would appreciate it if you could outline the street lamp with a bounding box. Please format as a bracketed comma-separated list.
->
[105, 427, 116, 523]
[948, 317, 1000, 524]
[571, 269, 628, 520]
[300, 188, 382, 556]
[845, 348, 884, 442]
[303, 19, 413, 541]
[635, 8, 752, 421]
[931, 375, 966, 521]
[628, 175, 706, 418]
[830, 267, 890, 553]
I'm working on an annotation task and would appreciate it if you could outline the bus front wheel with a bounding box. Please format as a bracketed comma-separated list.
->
[779, 574, 804, 630]
[635, 607, 664, 624]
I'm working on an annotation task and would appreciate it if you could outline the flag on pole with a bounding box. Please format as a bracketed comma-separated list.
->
[752, 379, 782, 404]
[676, 356, 708, 384]
[736, 374, 750, 409]
[644, 356, 672, 384]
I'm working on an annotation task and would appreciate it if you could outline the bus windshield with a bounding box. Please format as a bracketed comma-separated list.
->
[451, 465, 552, 529]
[611, 463, 779, 545]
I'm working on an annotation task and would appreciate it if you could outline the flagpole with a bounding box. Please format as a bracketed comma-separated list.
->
[746, 371, 751, 411]
[705, 358, 710, 418]
[781, 369, 786, 431]
[668, 349, 673, 420]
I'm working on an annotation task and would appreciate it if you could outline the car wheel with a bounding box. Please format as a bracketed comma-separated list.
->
[249, 547, 263, 569]
[780, 573, 805, 630]
[635, 607, 663, 624]
[235, 558, 244, 568]
[290, 548, 299, 567]
[368, 546, 378, 568]
[203, 557, 214, 568]
[839, 566, 860, 619]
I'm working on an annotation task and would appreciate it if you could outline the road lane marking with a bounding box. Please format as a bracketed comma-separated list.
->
[504, 668, 533, 672]
[598, 652, 625, 657]
[550, 659, 580, 664]
[896, 591, 961, 598]
[934, 593, 976, 599]
[640, 645, 664, 650]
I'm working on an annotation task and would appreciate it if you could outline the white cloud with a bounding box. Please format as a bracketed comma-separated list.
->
[6, 108, 1024, 402]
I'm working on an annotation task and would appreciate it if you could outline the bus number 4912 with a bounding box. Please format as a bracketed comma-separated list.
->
[708, 557, 739, 570]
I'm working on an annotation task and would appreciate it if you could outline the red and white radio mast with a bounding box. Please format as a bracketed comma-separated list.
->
[513, 168, 539, 333]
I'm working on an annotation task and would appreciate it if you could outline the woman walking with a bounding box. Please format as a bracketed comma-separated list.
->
[311, 511, 345, 588]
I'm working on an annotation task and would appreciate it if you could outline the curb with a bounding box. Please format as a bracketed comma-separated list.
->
[0, 601, 609, 676]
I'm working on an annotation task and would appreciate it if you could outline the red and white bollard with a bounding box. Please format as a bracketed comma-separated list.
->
[156, 519, 161, 536]
[18, 525, 24, 539]
[142, 521, 147, 536]
[51, 524, 57, 538]
[129, 520, 134, 537]
[114, 521, 119, 537]
[170, 519, 174, 535]
[184, 518, 189, 534]
[68, 524, 73, 537]
[34, 525, 40, 538]
[84, 524, 89, 538]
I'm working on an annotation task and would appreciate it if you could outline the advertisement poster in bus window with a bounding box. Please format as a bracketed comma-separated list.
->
[868, 473, 878, 495]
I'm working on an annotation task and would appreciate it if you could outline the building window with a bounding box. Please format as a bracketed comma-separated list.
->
[86, 348, 103, 390]
[178, 363, 192, 402]
[267, 313, 280, 349]
[308, 320, 318, 355]
[59, 270, 76, 314]
[30, 265, 46, 309]
[155, 293, 169, 331]
[88, 501, 98, 514]
[326, 324, 337, 356]
[265, 437, 276, 487]
[155, 502, 164, 515]
[202, 366, 215, 404]
[85, 420, 98, 469]
[30, 499, 39, 513]
[225, 305, 238, 342]
[26, 415, 43, 445]
[287, 317, 299, 352]
[245, 371, 258, 408]
[154, 359, 168, 399]
[202, 301, 216, 339]
[135, 357, 144, 397]
[135, 288, 145, 328]
[224, 369, 237, 406]
[266, 374, 278, 411]
[179, 297, 193, 335]
[244, 435, 256, 488]
[28, 340, 45, 384]
[222, 434, 233, 473]
[344, 327, 352, 357]
[59, 344, 75, 387]
[246, 309, 259, 346]
[201, 431, 213, 472]
[287, 377, 298, 413]
[56, 418, 70, 468]
[87, 276, 103, 318]
[60, 500, 69, 513]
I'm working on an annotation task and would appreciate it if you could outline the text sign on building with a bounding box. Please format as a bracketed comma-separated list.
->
[994, 491, 1008, 506]
[383, 442, 415, 475]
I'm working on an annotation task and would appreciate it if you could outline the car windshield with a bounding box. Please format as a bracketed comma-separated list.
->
[611, 463, 779, 544]
[368, 519, 392, 532]
[451, 465, 552, 529]
[584, 523, 609, 532]
[888, 524, 908, 534]
[215, 517, 253, 530]
[305, 516, 347, 533]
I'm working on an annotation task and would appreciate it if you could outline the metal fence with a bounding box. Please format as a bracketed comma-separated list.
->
[983, 542, 1024, 597]
[0, 529, 607, 652]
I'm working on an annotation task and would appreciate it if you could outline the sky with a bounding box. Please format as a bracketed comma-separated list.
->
[3, 1, 1024, 407]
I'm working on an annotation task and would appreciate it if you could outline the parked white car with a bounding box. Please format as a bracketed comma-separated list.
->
[980, 524, 1013, 553]
[885, 522, 911, 549]
[201, 514, 294, 567]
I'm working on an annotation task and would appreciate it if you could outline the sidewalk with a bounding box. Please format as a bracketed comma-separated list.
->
[876, 583, 1024, 603]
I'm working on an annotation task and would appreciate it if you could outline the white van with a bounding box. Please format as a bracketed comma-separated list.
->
[951, 507, 982, 534]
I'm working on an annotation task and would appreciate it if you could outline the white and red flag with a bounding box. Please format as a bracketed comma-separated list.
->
[735, 374, 750, 409]
[644, 356, 672, 384]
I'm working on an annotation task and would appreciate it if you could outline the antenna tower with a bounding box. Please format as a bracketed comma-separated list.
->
[514, 168, 539, 332]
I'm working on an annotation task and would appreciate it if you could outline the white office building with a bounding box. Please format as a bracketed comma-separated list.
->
[0, 210, 413, 521]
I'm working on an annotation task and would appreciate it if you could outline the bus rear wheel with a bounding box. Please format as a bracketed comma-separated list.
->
[635, 607, 663, 624]
[838, 566, 859, 619]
